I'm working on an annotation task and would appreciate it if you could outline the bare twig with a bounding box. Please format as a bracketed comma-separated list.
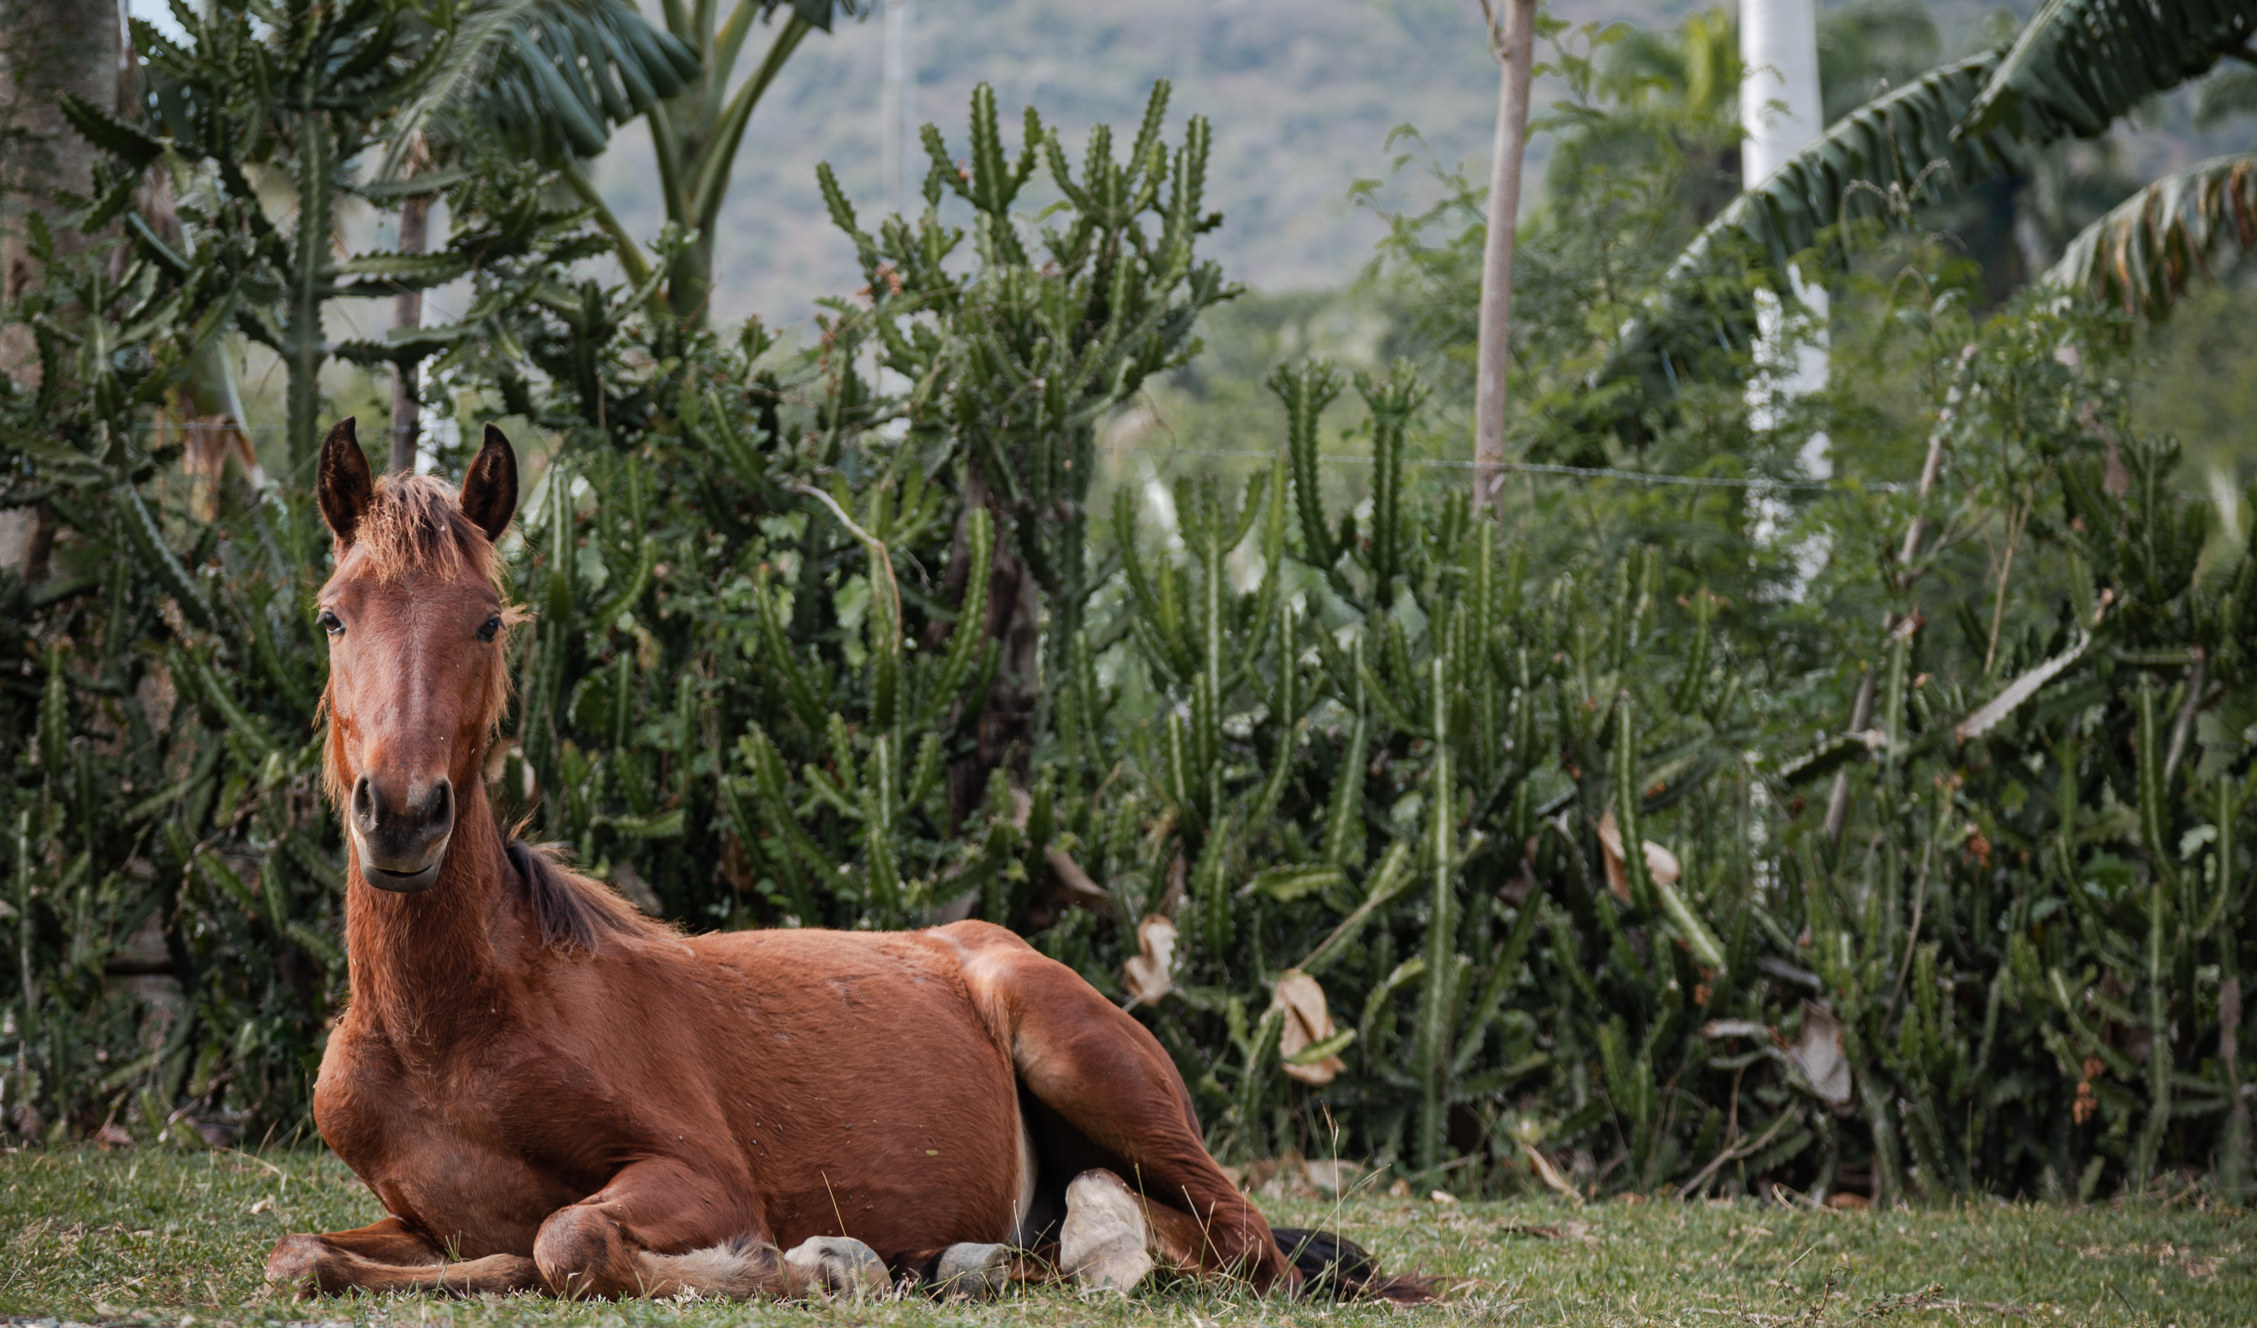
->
[388, 131, 431, 475]
[1885, 782, 1950, 1021]
[2163, 648, 2208, 783]
[1982, 498, 2028, 676]
[1676, 1109, 1800, 1201]
[1827, 344, 1978, 844]
[788, 480, 902, 653]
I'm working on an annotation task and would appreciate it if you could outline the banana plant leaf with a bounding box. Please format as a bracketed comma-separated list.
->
[2043, 154, 2257, 321]
[1959, 0, 2257, 140]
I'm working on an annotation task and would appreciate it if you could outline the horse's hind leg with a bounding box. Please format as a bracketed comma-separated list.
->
[266, 1219, 542, 1297]
[531, 1156, 887, 1300]
[942, 923, 1295, 1292]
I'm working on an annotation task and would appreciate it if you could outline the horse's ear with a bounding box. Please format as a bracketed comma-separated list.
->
[317, 417, 374, 546]
[459, 424, 518, 543]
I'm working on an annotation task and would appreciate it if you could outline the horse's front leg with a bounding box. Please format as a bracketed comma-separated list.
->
[265, 1217, 542, 1298]
[531, 1156, 889, 1301]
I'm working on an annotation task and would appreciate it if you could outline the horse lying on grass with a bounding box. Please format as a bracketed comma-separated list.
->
[263, 419, 1423, 1304]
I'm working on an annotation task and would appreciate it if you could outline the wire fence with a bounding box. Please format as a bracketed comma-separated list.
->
[126, 423, 1896, 494]
[1111, 444, 1903, 493]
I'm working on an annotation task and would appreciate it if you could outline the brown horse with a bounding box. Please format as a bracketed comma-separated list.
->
[264, 419, 1415, 1303]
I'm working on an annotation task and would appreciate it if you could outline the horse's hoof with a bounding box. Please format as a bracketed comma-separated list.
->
[784, 1235, 890, 1301]
[932, 1242, 1011, 1300]
[1061, 1170, 1152, 1293]
[264, 1233, 324, 1298]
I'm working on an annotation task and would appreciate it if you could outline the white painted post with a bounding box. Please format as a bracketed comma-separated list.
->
[1741, 0, 1829, 564]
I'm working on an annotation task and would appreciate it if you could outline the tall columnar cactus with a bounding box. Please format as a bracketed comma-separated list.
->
[1092, 354, 1773, 1178]
[817, 80, 1236, 807]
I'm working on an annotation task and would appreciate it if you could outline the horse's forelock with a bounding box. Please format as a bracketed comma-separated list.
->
[340, 474, 507, 593]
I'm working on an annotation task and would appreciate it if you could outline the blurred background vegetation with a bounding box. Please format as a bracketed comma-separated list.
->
[3, 0, 2256, 1212]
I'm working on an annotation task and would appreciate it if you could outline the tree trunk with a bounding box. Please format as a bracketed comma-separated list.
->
[0, 0, 120, 579]
[883, 0, 917, 216]
[389, 173, 430, 474]
[1471, 0, 1537, 529]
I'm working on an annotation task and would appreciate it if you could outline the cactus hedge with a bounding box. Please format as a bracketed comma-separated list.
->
[4, 75, 2254, 1207]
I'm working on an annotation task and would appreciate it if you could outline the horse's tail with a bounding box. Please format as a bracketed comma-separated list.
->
[1270, 1226, 1433, 1303]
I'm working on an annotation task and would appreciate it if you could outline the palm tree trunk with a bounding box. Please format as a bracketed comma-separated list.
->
[1472, 0, 1537, 529]
[1739, 0, 1829, 471]
[0, 0, 120, 580]
[389, 136, 432, 475]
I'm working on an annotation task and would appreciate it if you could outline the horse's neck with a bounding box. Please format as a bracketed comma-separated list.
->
[343, 797, 525, 1044]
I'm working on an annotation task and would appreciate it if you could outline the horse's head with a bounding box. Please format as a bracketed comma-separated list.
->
[315, 418, 521, 892]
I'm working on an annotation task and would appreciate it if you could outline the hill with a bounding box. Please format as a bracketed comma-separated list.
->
[586, 0, 1502, 328]
[577, 0, 2076, 331]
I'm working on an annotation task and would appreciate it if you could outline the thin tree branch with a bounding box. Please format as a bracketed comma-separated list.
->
[1472, 0, 1537, 530]
[1826, 342, 1978, 844]
[789, 480, 902, 653]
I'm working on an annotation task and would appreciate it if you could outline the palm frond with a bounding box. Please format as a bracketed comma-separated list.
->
[1959, 0, 2257, 140]
[384, 0, 699, 179]
[1598, 54, 2039, 406]
[1594, 2, 2257, 419]
[2043, 153, 2257, 319]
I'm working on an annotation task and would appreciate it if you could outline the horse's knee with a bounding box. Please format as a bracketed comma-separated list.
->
[265, 1233, 327, 1298]
[534, 1205, 637, 1298]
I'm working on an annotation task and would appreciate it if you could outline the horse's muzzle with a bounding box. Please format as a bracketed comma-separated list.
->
[351, 772, 453, 893]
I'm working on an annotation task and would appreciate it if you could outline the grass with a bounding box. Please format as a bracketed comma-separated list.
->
[1, 1148, 2251, 1326]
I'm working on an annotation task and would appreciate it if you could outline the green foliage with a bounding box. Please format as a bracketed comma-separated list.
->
[0, 231, 347, 1139]
[1077, 362, 1779, 1185]
[112, 0, 611, 466]
[1602, 0, 2257, 417]
[562, 0, 866, 319]
[460, 82, 1235, 938]
[5, 11, 2255, 1214]
[1600, 52, 2031, 410]
[388, 0, 700, 171]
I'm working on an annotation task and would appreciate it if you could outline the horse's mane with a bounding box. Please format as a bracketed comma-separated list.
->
[506, 837, 669, 953]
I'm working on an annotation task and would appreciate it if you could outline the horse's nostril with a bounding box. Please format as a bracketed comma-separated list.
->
[424, 778, 454, 830]
[351, 774, 381, 834]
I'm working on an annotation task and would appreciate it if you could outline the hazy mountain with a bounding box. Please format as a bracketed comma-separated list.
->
[590, 0, 2063, 333]
[583, 0, 1504, 331]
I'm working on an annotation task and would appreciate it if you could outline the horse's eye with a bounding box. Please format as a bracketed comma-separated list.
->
[317, 610, 344, 637]
[477, 615, 502, 643]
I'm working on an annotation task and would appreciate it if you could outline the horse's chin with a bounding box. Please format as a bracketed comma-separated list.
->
[356, 837, 448, 893]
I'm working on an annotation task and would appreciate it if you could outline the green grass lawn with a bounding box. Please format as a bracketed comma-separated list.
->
[1, 1148, 2250, 1326]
